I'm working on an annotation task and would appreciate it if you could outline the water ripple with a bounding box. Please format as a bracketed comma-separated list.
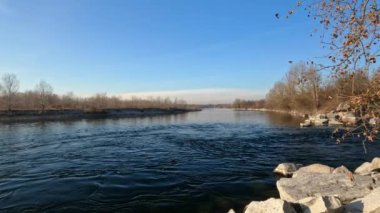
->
[0, 109, 379, 213]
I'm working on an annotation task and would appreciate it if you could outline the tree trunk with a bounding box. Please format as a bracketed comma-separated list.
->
[7, 95, 11, 112]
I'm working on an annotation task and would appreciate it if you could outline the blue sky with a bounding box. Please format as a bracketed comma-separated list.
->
[0, 0, 325, 103]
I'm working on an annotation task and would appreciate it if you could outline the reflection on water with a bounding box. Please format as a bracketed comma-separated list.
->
[0, 109, 378, 213]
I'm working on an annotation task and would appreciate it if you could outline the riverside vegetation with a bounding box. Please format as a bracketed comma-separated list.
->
[233, 64, 380, 128]
[0, 73, 196, 121]
[233, 64, 379, 116]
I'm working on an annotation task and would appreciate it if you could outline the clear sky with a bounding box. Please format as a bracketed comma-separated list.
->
[0, 0, 325, 104]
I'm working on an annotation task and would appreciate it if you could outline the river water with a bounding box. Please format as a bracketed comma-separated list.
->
[0, 109, 379, 212]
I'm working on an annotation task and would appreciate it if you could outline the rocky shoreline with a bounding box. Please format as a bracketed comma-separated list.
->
[233, 108, 304, 117]
[0, 108, 200, 122]
[230, 157, 380, 213]
[234, 103, 380, 128]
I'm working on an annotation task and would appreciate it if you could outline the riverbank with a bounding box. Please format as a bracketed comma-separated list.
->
[233, 157, 380, 213]
[233, 108, 305, 117]
[0, 108, 200, 122]
[233, 106, 380, 127]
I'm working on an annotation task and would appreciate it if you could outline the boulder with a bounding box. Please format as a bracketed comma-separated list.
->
[276, 172, 374, 204]
[333, 166, 351, 175]
[355, 162, 372, 175]
[341, 113, 357, 124]
[274, 163, 302, 176]
[295, 164, 333, 175]
[244, 198, 296, 213]
[369, 118, 379, 126]
[298, 196, 342, 213]
[336, 103, 350, 111]
[327, 111, 338, 120]
[370, 157, 380, 172]
[344, 187, 380, 213]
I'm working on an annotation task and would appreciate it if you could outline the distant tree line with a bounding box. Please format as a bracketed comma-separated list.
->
[0, 73, 189, 112]
[266, 62, 379, 113]
[233, 62, 379, 114]
[232, 99, 265, 109]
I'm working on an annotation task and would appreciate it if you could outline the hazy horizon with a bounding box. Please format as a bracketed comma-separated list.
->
[119, 88, 266, 105]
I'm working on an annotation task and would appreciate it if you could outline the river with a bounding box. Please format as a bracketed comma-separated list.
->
[0, 109, 379, 212]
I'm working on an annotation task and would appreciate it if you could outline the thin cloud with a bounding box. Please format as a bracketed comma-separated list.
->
[119, 88, 266, 105]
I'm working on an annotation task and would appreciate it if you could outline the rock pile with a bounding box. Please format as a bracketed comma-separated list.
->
[234, 157, 380, 213]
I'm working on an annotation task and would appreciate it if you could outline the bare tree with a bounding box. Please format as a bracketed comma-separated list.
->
[35, 80, 53, 112]
[305, 66, 321, 111]
[1, 73, 19, 112]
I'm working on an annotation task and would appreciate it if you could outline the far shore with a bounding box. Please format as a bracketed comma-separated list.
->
[0, 108, 201, 123]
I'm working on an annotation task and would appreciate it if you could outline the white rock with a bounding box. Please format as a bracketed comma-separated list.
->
[370, 157, 380, 172]
[340, 112, 357, 124]
[276, 172, 374, 204]
[344, 187, 380, 213]
[336, 103, 350, 111]
[274, 163, 302, 176]
[369, 118, 378, 125]
[355, 162, 372, 175]
[333, 165, 351, 175]
[227, 209, 235, 213]
[296, 164, 333, 175]
[244, 198, 296, 213]
[298, 196, 342, 213]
